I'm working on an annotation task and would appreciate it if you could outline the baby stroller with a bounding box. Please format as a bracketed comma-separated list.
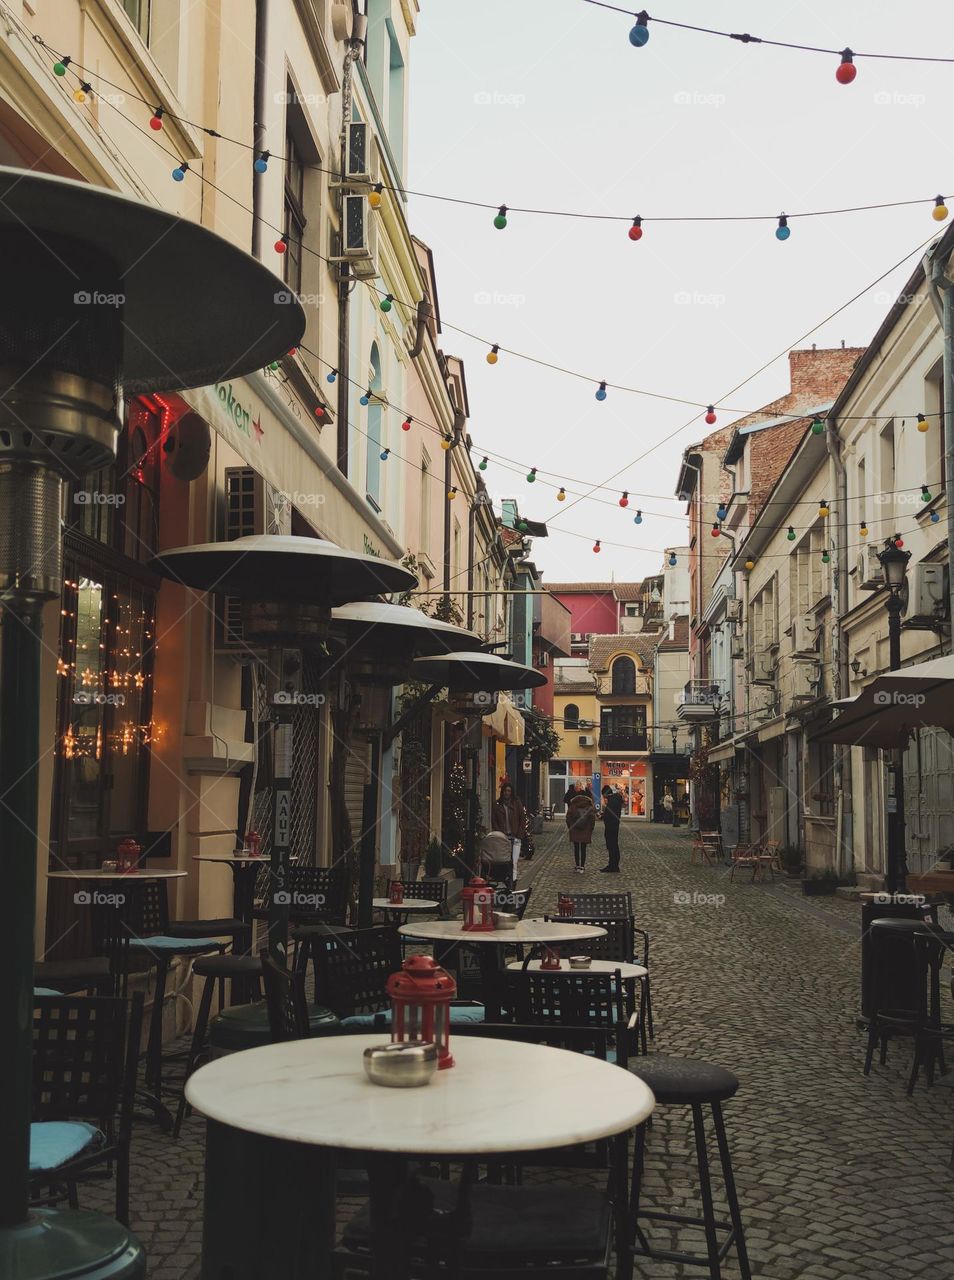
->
[478, 830, 516, 892]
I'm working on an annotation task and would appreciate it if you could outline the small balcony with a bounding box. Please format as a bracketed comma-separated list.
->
[676, 679, 723, 722]
[598, 731, 648, 753]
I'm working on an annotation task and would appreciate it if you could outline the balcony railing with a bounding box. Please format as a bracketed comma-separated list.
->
[598, 731, 648, 752]
[675, 680, 723, 722]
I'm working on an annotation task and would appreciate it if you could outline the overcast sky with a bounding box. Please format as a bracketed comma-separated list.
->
[406, 0, 954, 583]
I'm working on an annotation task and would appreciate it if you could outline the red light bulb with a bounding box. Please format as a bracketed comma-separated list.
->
[593, 540, 601, 554]
[275, 236, 288, 254]
[895, 536, 904, 548]
[836, 49, 856, 84]
[402, 417, 412, 431]
[705, 405, 716, 425]
[710, 523, 721, 538]
[149, 109, 164, 130]
[628, 216, 643, 241]
[315, 406, 324, 418]
[619, 492, 629, 508]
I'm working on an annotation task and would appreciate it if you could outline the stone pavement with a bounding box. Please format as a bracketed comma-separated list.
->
[78, 821, 954, 1278]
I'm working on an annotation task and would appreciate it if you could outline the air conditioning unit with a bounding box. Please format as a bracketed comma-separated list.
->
[752, 651, 776, 684]
[856, 546, 883, 590]
[216, 467, 290, 651]
[904, 562, 949, 628]
[341, 194, 377, 278]
[578, 735, 595, 747]
[792, 613, 818, 655]
[344, 121, 370, 183]
[536, 652, 550, 668]
[792, 659, 822, 700]
[726, 598, 743, 622]
[570, 632, 586, 643]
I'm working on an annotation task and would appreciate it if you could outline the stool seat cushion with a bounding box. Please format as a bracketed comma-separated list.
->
[34, 957, 110, 986]
[192, 953, 262, 979]
[167, 918, 247, 938]
[339, 1004, 485, 1031]
[342, 1177, 609, 1260]
[29, 1121, 102, 1172]
[129, 935, 223, 955]
[629, 1054, 738, 1104]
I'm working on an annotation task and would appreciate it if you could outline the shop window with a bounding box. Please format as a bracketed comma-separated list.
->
[611, 656, 636, 695]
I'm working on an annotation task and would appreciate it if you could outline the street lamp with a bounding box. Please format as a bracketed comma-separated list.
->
[876, 536, 912, 892]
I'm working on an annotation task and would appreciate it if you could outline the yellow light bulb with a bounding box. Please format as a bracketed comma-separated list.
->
[73, 88, 87, 104]
[557, 488, 566, 501]
[744, 559, 755, 571]
[860, 523, 868, 537]
[440, 437, 451, 450]
[447, 488, 456, 500]
[819, 503, 830, 517]
[933, 202, 949, 222]
[368, 185, 382, 208]
[917, 413, 929, 432]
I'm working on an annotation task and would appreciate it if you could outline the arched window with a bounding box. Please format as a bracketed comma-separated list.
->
[564, 703, 580, 729]
[611, 656, 636, 696]
[365, 343, 383, 508]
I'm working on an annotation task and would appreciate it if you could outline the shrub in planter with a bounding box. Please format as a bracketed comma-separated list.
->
[802, 868, 839, 896]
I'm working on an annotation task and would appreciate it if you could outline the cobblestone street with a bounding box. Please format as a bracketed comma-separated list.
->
[84, 821, 954, 1279]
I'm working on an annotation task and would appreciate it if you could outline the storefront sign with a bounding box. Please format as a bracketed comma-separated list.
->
[214, 381, 263, 443]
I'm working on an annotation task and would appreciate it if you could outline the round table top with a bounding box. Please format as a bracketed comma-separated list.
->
[399, 918, 606, 945]
[372, 897, 440, 911]
[47, 869, 187, 880]
[507, 958, 647, 979]
[193, 854, 270, 864]
[185, 1032, 654, 1153]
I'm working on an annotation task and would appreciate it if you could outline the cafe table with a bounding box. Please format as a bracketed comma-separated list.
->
[186, 1030, 655, 1280]
[371, 895, 439, 927]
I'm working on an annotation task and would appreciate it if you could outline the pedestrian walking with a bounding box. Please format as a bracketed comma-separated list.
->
[565, 789, 596, 873]
[491, 782, 526, 884]
[662, 789, 674, 824]
[599, 784, 624, 872]
[562, 781, 581, 807]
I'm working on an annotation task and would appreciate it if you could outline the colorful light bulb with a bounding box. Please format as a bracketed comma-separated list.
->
[593, 540, 602, 553]
[822, 550, 831, 564]
[448, 487, 457, 500]
[557, 487, 566, 501]
[440, 437, 452, 450]
[380, 448, 390, 460]
[776, 214, 790, 241]
[359, 388, 371, 406]
[917, 413, 929, 432]
[619, 491, 629, 507]
[629, 216, 643, 241]
[921, 484, 932, 503]
[479, 456, 488, 470]
[53, 59, 71, 76]
[705, 406, 716, 425]
[74, 83, 91, 103]
[629, 12, 650, 45]
[150, 108, 164, 130]
[254, 151, 270, 174]
[668, 552, 677, 567]
[527, 467, 537, 483]
[595, 381, 608, 402]
[819, 500, 830, 518]
[402, 417, 412, 432]
[811, 416, 824, 435]
[633, 510, 642, 524]
[836, 49, 857, 85]
[487, 344, 500, 365]
[172, 164, 188, 182]
[934, 195, 949, 222]
[315, 406, 325, 418]
[518, 519, 529, 531]
[268, 360, 280, 371]
[931, 510, 941, 523]
[288, 347, 298, 357]
[787, 526, 796, 541]
[860, 521, 868, 537]
[380, 294, 393, 312]
[716, 504, 727, 521]
[275, 235, 288, 254]
[711, 523, 721, 538]
[744, 558, 755, 571]
[493, 205, 508, 230]
[895, 535, 904, 548]
[368, 183, 383, 209]
[326, 369, 337, 383]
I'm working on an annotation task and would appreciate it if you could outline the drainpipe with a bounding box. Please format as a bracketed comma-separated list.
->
[924, 245, 954, 635]
[826, 419, 852, 877]
[336, 16, 367, 476]
[466, 486, 479, 630]
[408, 299, 431, 360]
[251, 0, 269, 258]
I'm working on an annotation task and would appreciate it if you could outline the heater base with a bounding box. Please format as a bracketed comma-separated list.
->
[0, 1210, 145, 1280]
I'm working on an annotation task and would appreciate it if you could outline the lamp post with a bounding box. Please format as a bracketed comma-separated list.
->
[876, 536, 912, 892]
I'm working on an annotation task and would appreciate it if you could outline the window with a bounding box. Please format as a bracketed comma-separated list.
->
[926, 361, 946, 492]
[750, 577, 778, 652]
[365, 344, 383, 508]
[789, 521, 827, 621]
[879, 419, 896, 528]
[419, 450, 431, 552]
[611, 656, 636, 695]
[388, 26, 406, 168]
[283, 125, 306, 293]
[122, 0, 150, 41]
[564, 703, 580, 728]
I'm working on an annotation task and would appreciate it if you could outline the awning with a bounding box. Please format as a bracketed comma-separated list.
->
[813, 655, 954, 747]
[757, 718, 786, 743]
[484, 695, 525, 745]
[707, 739, 738, 763]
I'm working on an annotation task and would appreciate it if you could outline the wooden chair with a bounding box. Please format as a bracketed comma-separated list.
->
[31, 993, 143, 1225]
[728, 844, 761, 882]
[691, 834, 721, 866]
[755, 839, 782, 882]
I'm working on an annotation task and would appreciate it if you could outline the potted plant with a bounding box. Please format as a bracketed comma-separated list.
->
[424, 837, 444, 881]
[802, 867, 839, 896]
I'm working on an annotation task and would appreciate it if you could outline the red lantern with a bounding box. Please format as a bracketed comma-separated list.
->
[117, 837, 141, 874]
[461, 876, 496, 931]
[540, 945, 562, 971]
[389, 879, 404, 904]
[557, 894, 574, 918]
[245, 829, 261, 858]
[387, 955, 457, 1068]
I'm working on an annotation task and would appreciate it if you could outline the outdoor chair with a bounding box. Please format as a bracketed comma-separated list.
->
[628, 1054, 752, 1280]
[251, 863, 348, 928]
[495, 968, 640, 1064]
[549, 911, 653, 1045]
[30, 993, 143, 1225]
[756, 839, 782, 882]
[337, 1022, 633, 1280]
[260, 950, 311, 1041]
[692, 834, 721, 866]
[728, 843, 761, 882]
[396, 876, 449, 917]
[555, 891, 633, 918]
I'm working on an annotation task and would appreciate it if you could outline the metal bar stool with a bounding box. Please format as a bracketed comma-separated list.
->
[628, 1054, 751, 1280]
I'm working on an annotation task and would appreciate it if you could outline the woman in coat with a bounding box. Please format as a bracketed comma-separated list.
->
[565, 789, 597, 873]
[491, 783, 526, 882]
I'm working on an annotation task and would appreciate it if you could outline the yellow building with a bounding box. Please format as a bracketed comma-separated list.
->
[550, 681, 600, 812]
[589, 635, 656, 817]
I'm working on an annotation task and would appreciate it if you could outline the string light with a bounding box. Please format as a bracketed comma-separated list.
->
[479, 456, 488, 470]
[917, 413, 929, 432]
[776, 214, 790, 241]
[380, 294, 394, 312]
[704, 406, 717, 425]
[493, 205, 508, 230]
[931, 510, 941, 523]
[710, 522, 721, 538]
[634, 510, 642, 524]
[440, 436, 452, 450]
[74, 82, 91, 103]
[668, 552, 677, 567]
[619, 491, 629, 507]
[593, 540, 602, 553]
[368, 183, 383, 209]
[860, 520, 868, 537]
[267, 359, 280, 371]
[53, 57, 72, 76]
[557, 487, 566, 500]
[934, 195, 949, 222]
[149, 107, 164, 130]
[921, 484, 932, 503]
[819, 499, 830, 517]
[402, 416, 413, 431]
[518, 519, 529, 531]
[595, 381, 608, 402]
[810, 416, 825, 435]
[744, 557, 756, 571]
[895, 534, 905, 548]
[172, 163, 189, 182]
[836, 49, 857, 84]
[326, 369, 337, 383]
[486, 344, 500, 365]
[629, 216, 643, 241]
[822, 550, 831, 564]
[447, 487, 457, 500]
[527, 467, 537, 483]
[787, 526, 796, 541]
[380, 448, 390, 461]
[360, 387, 372, 406]
[275, 234, 288, 255]
[716, 503, 728, 521]
[629, 11, 650, 45]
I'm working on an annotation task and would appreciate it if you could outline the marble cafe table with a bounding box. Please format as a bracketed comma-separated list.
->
[371, 896, 440, 926]
[186, 1031, 654, 1280]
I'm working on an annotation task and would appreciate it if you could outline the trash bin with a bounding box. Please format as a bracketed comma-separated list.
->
[210, 1000, 340, 1055]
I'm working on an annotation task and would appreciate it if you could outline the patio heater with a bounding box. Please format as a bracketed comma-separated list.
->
[877, 537, 912, 892]
[150, 539, 417, 956]
[0, 169, 305, 1276]
[330, 602, 481, 925]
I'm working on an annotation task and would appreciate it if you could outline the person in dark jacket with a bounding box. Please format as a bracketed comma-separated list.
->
[491, 783, 526, 882]
[599, 785, 624, 872]
[565, 790, 597, 873]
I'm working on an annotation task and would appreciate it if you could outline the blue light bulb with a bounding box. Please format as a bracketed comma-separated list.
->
[172, 166, 186, 182]
[629, 21, 649, 47]
[931, 510, 940, 523]
[716, 505, 727, 521]
[254, 155, 268, 174]
[668, 552, 677, 567]
[776, 215, 790, 241]
[633, 511, 642, 525]
[326, 369, 337, 383]
[595, 381, 607, 402]
[360, 388, 371, 406]
[380, 449, 389, 461]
